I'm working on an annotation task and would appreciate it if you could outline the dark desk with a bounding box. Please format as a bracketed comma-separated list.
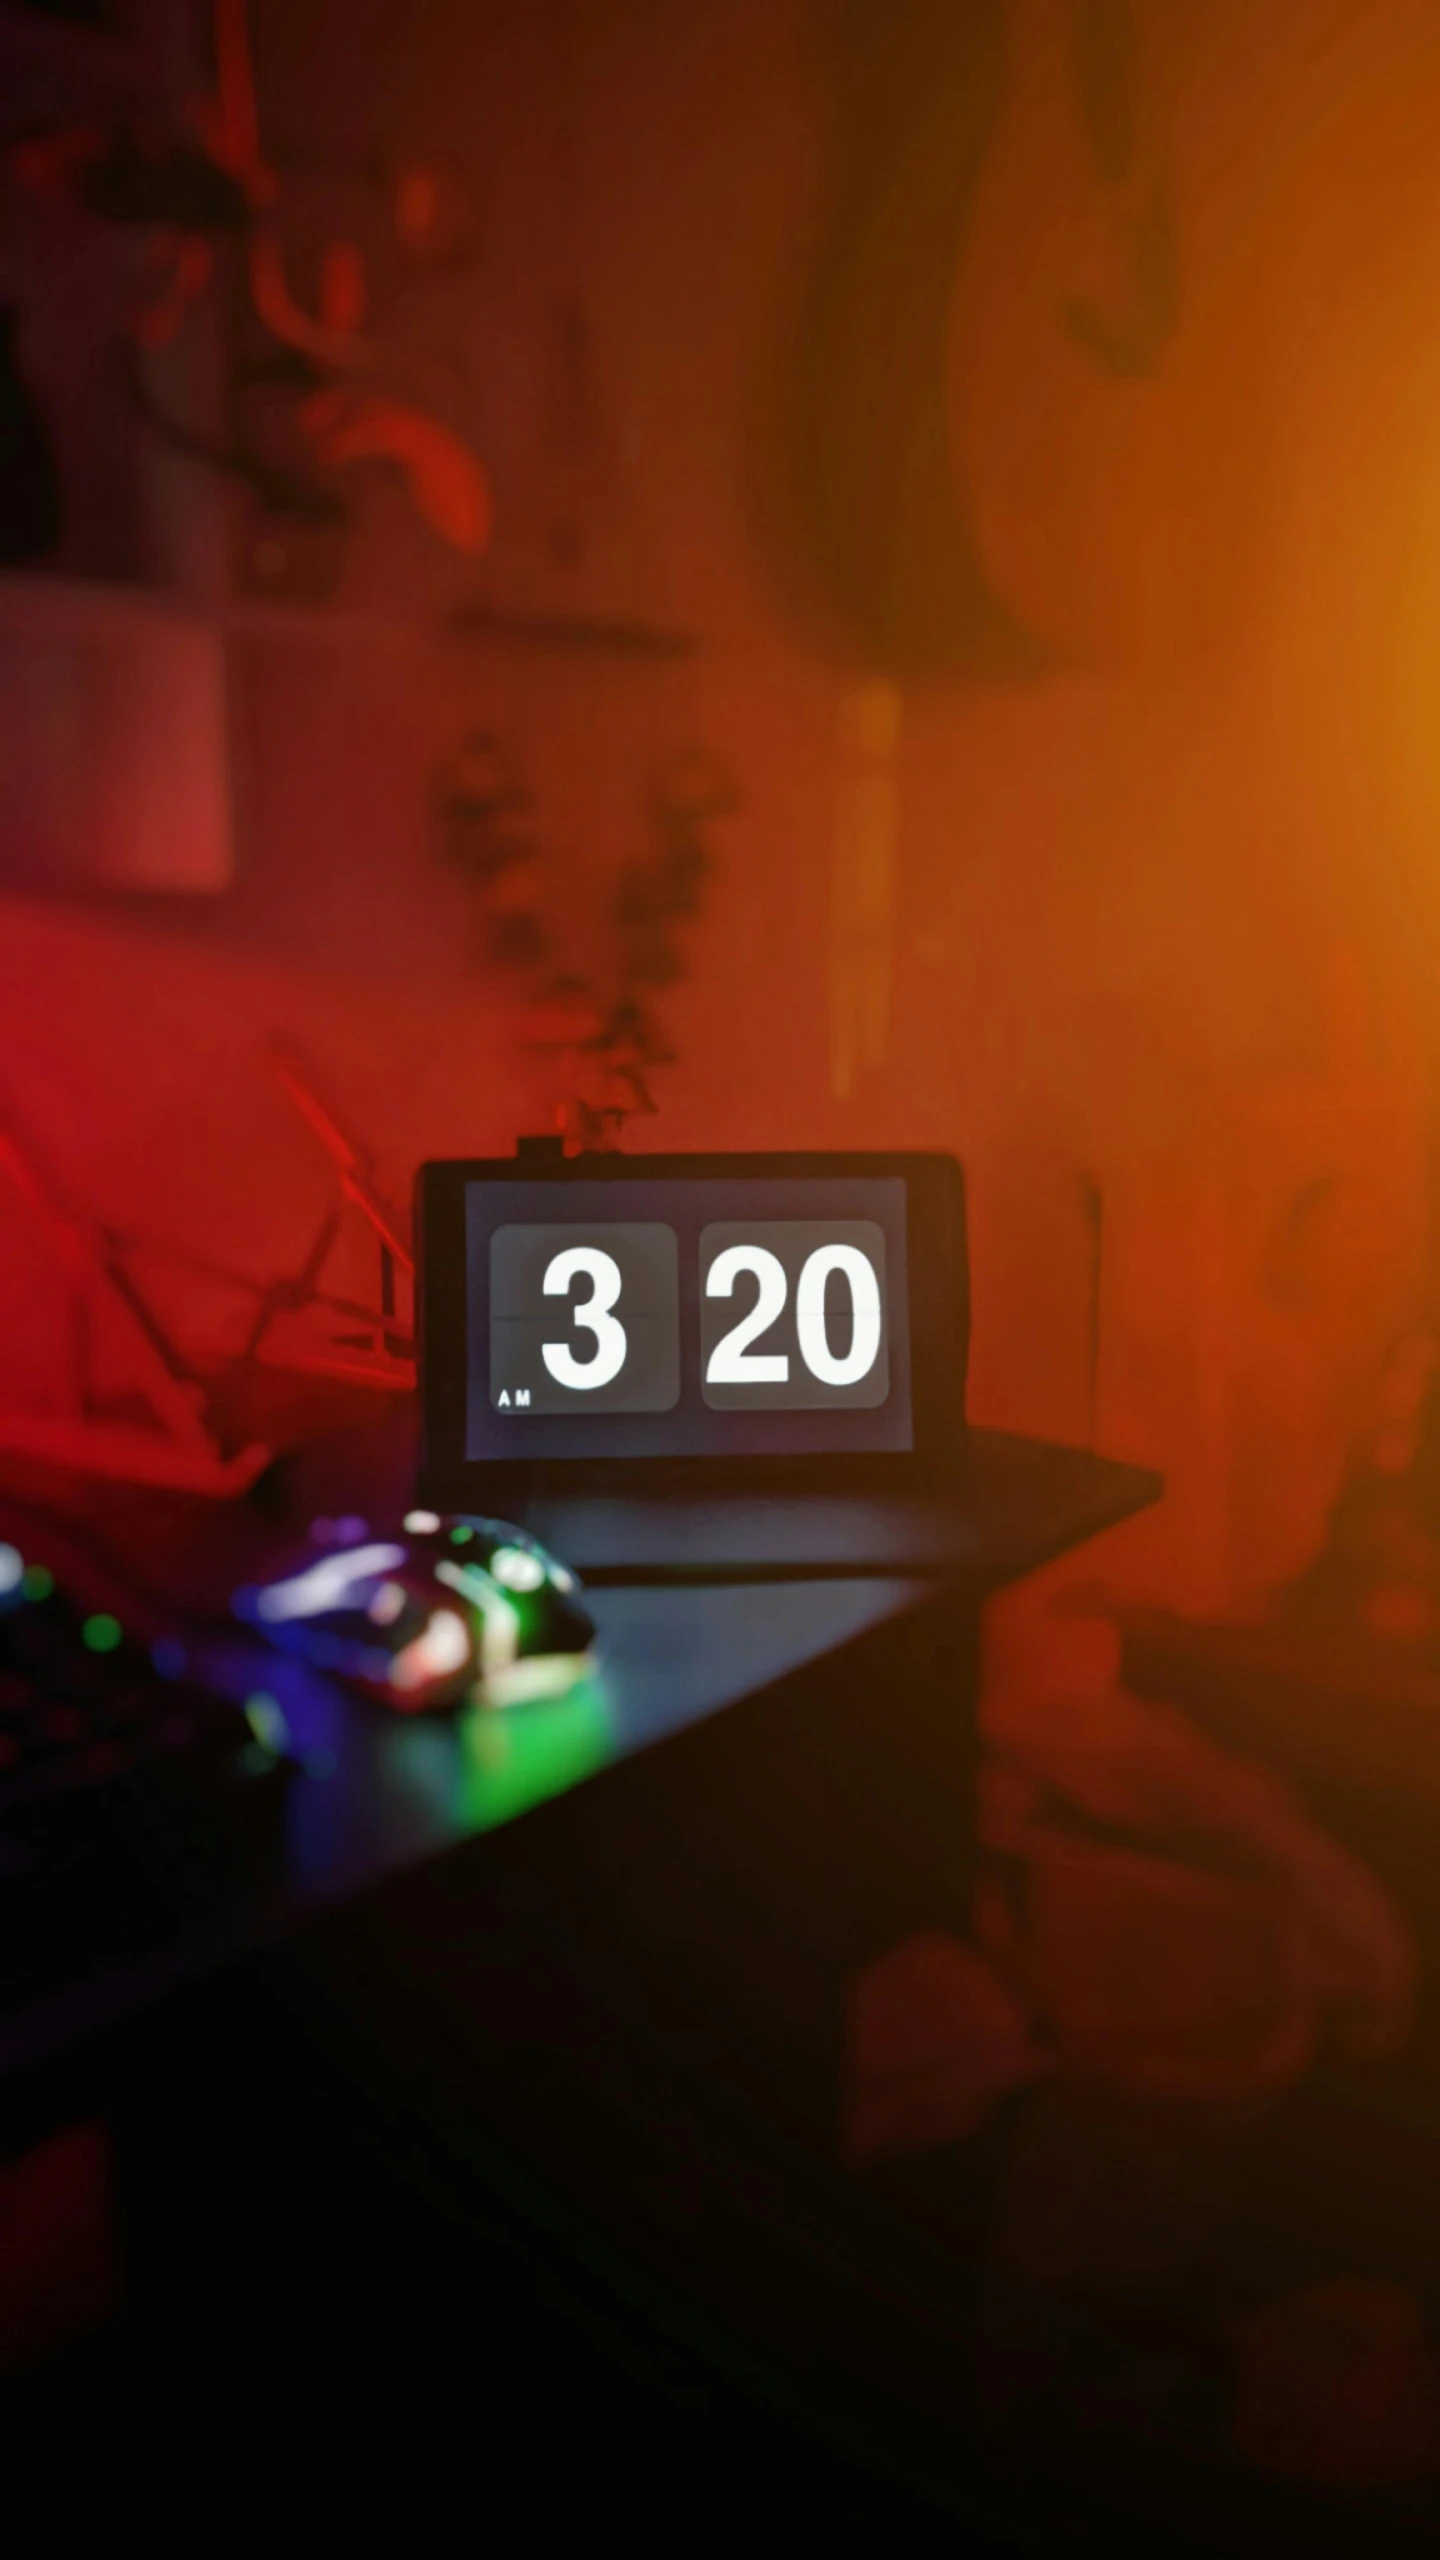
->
[2, 1429, 1159, 2548]
[0, 1427, 1156, 2071]
[517, 1430, 1150, 1584]
[13, 1436, 1439, 2553]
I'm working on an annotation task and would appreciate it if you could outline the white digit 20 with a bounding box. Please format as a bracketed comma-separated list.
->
[542, 1246, 627, 1390]
[706, 1242, 882, 1388]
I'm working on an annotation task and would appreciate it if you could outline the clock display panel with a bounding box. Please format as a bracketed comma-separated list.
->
[464, 1176, 911, 1463]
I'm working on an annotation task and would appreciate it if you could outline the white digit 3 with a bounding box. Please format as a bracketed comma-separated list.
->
[541, 1246, 628, 1390]
[796, 1244, 881, 1387]
[705, 1244, 790, 1383]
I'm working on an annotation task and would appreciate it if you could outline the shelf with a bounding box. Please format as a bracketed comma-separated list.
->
[0, 571, 210, 640]
[449, 602, 700, 661]
[0, 576, 424, 651]
[0, 575, 699, 661]
[221, 598, 429, 651]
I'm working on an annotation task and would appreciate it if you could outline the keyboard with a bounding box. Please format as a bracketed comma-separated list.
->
[0, 1539, 293, 2022]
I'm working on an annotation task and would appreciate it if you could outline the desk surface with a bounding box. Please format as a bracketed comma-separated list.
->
[0, 1412, 1158, 1606]
[280, 1410, 1162, 1585]
[0, 1565, 926, 2076]
[0, 1418, 1158, 2077]
[14, 1437, 1440, 2548]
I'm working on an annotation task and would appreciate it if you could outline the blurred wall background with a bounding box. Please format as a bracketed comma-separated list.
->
[3, 0, 1439, 1612]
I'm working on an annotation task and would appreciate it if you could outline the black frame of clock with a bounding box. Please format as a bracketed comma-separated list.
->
[415, 1149, 970, 1507]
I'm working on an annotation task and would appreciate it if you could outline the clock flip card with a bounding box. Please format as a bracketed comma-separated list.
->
[489, 1221, 682, 1414]
[696, 1221, 889, 1409]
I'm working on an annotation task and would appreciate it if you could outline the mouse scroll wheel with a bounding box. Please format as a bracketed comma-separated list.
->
[489, 1546, 548, 1594]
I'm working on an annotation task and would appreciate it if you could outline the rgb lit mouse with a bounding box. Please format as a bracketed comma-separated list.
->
[235, 1512, 596, 1713]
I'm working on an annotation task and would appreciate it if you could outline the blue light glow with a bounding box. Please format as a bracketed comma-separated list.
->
[254, 1543, 406, 1624]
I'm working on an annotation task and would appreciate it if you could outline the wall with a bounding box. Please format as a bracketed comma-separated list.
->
[3, 0, 1438, 1612]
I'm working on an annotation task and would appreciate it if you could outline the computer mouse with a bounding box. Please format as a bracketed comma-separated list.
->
[234, 1511, 596, 1713]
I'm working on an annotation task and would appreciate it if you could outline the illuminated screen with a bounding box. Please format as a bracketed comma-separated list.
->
[464, 1175, 912, 1463]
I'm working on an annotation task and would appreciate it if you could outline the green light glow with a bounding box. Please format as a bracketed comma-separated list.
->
[455, 1675, 613, 1833]
[244, 1692, 290, 1755]
[21, 1564, 54, 1602]
[81, 1613, 123, 1654]
[449, 1524, 475, 1545]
